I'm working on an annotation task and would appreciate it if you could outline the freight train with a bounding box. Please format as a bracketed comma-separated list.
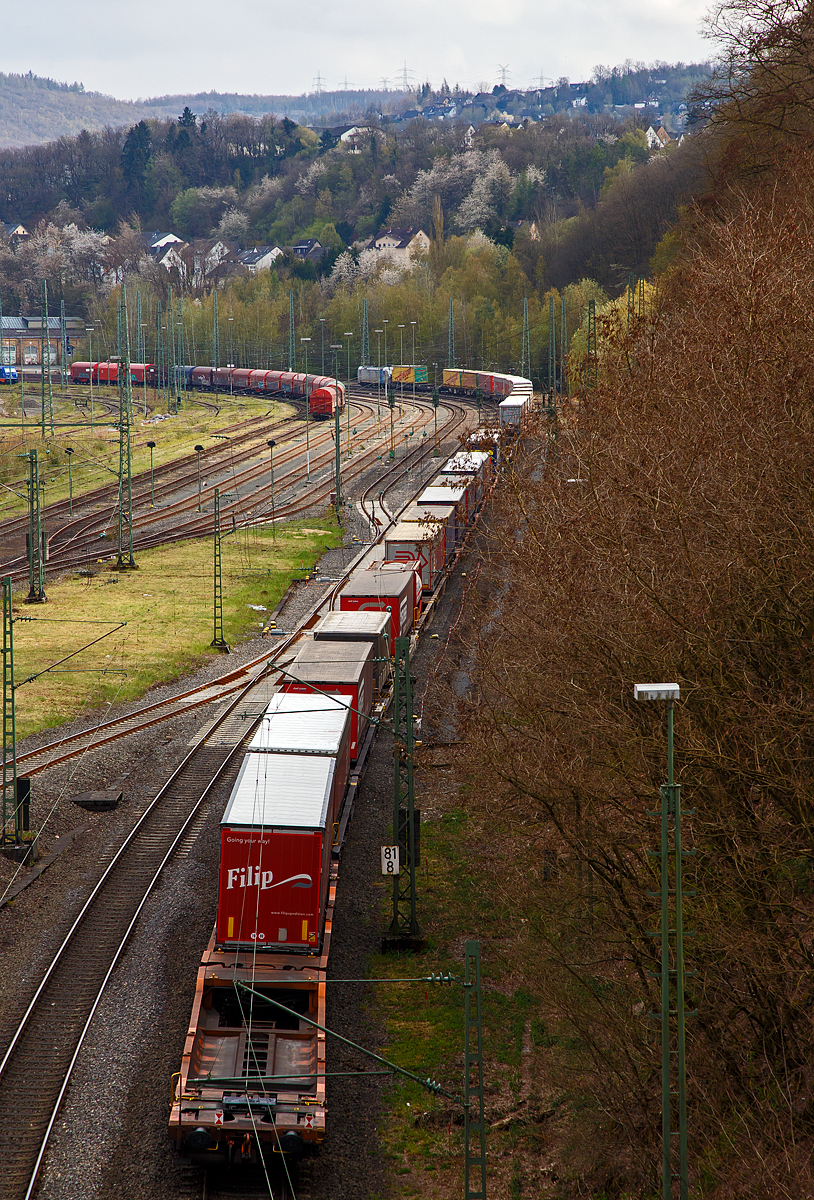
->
[69, 362, 345, 418]
[357, 363, 532, 408]
[168, 442, 504, 1167]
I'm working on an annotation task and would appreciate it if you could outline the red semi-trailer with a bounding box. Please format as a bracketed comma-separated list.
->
[216, 752, 335, 951]
[281, 640, 374, 760]
[338, 563, 416, 655]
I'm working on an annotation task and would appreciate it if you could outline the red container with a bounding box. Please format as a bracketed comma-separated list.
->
[309, 387, 337, 418]
[281, 640, 373, 760]
[385, 520, 445, 592]
[70, 361, 93, 383]
[338, 565, 415, 654]
[217, 827, 328, 949]
[247, 691, 352, 821]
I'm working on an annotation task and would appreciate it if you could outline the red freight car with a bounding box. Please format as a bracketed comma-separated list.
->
[338, 563, 417, 655]
[281, 640, 373, 761]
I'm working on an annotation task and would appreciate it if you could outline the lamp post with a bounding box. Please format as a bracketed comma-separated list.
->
[228, 318, 234, 396]
[382, 319, 388, 374]
[330, 346, 342, 514]
[147, 440, 156, 506]
[301, 336, 311, 481]
[410, 320, 417, 405]
[267, 438, 276, 541]
[375, 329, 383, 427]
[195, 444, 204, 512]
[320, 317, 326, 375]
[633, 682, 688, 1200]
[398, 324, 405, 415]
[344, 333, 352, 456]
[140, 323, 148, 416]
[65, 446, 74, 516]
[86, 327, 94, 428]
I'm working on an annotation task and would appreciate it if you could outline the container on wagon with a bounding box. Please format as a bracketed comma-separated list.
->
[248, 692, 352, 822]
[400, 501, 458, 560]
[428, 473, 476, 522]
[217, 752, 335, 951]
[69, 362, 94, 383]
[499, 397, 527, 426]
[461, 370, 478, 390]
[418, 483, 469, 534]
[367, 559, 423, 617]
[442, 369, 463, 389]
[282, 640, 374, 761]
[338, 566, 415, 655]
[312, 610, 391, 692]
[392, 365, 428, 385]
[385, 520, 445, 593]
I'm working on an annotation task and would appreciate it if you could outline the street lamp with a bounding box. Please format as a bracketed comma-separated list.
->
[330, 346, 342, 514]
[65, 446, 74, 516]
[382, 319, 388, 373]
[301, 336, 312, 481]
[398, 324, 405, 417]
[344, 333, 352, 456]
[267, 439, 276, 541]
[140, 322, 149, 416]
[85, 327, 94, 428]
[633, 682, 688, 1200]
[375, 329, 383, 426]
[228, 318, 234, 396]
[410, 320, 417, 404]
[147, 440, 156, 506]
[319, 317, 326, 375]
[195, 444, 204, 512]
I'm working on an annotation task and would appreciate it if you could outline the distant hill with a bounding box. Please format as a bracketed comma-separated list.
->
[0, 72, 407, 149]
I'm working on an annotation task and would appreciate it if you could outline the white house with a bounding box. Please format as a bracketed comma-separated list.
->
[368, 227, 431, 264]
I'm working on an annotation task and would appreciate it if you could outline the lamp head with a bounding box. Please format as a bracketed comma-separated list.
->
[633, 683, 680, 702]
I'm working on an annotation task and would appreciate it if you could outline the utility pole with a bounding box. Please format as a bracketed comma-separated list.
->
[548, 294, 556, 395]
[167, 286, 177, 413]
[26, 449, 46, 602]
[433, 387, 439, 456]
[117, 291, 136, 569]
[560, 295, 567, 395]
[288, 289, 295, 369]
[448, 298, 455, 369]
[464, 940, 487, 1200]
[211, 487, 229, 652]
[60, 299, 67, 389]
[387, 637, 421, 943]
[521, 295, 529, 380]
[212, 289, 220, 369]
[587, 299, 597, 390]
[361, 296, 370, 367]
[628, 271, 636, 328]
[1, 576, 20, 846]
[41, 279, 53, 437]
[636, 683, 694, 1200]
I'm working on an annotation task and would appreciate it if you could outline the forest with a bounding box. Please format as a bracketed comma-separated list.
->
[427, 0, 814, 1194]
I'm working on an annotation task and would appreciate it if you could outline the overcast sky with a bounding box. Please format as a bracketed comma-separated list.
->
[6, 0, 714, 101]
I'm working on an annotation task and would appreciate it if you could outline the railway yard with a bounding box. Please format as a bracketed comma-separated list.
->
[0, 378, 521, 1200]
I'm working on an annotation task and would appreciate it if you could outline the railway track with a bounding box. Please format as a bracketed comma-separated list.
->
[0, 390, 476, 1200]
[0, 684, 260, 1200]
[0, 395, 456, 582]
[9, 397, 469, 782]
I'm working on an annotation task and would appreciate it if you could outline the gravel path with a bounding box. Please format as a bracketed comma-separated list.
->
[0, 426, 471, 1200]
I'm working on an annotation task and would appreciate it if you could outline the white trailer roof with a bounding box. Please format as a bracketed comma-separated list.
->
[441, 451, 490, 473]
[222, 751, 334, 829]
[386, 520, 441, 544]
[247, 692, 350, 755]
[420, 484, 467, 504]
[314, 610, 389, 637]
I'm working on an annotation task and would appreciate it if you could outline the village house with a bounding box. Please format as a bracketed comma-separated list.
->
[368, 227, 431, 264]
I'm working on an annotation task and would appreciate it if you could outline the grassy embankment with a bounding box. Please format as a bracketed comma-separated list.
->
[367, 759, 561, 1200]
[0, 384, 342, 738]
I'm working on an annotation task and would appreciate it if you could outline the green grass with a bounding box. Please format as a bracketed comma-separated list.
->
[12, 517, 341, 737]
[0, 384, 291, 517]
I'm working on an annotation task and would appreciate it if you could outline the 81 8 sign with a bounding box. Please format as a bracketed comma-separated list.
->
[380, 846, 400, 876]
